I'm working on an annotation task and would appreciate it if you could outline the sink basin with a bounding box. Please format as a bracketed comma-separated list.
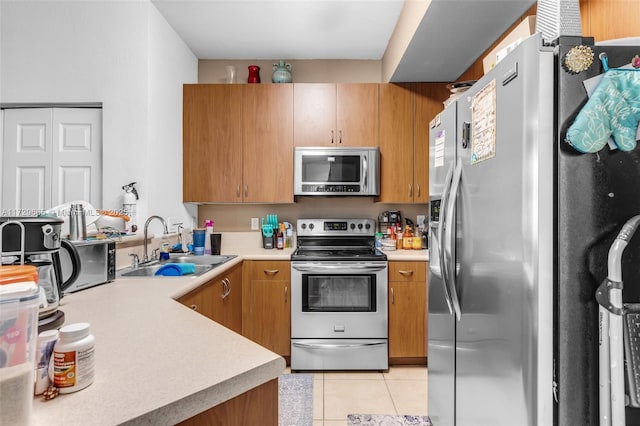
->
[168, 254, 236, 266]
[118, 254, 236, 278]
[119, 263, 214, 277]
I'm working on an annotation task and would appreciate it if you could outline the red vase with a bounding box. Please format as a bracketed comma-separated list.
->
[247, 65, 261, 83]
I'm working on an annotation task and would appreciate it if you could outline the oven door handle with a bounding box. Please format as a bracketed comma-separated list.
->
[292, 341, 386, 349]
[292, 265, 387, 273]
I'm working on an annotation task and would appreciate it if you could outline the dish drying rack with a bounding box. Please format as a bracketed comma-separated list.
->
[597, 215, 640, 426]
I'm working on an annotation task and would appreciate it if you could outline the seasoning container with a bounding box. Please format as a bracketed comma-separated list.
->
[53, 322, 95, 393]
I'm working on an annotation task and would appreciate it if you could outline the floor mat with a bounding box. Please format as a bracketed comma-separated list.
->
[347, 414, 432, 426]
[279, 374, 314, 426]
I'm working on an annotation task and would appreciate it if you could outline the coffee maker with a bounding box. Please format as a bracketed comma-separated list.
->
[0, 217, 80, 331]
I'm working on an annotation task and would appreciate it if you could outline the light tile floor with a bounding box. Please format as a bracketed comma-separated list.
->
[285, 366, 428, 426]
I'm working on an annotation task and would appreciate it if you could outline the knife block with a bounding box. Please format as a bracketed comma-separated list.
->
[262, 235, 274, 249]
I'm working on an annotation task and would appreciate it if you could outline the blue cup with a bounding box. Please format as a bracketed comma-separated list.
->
[193, 229, 206, 256]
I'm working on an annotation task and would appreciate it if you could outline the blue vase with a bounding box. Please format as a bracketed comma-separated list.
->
[272, 61, 292, 83]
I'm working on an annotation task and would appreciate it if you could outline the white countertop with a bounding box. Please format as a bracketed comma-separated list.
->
[32, 256, 285, 426]
[31, 233, 427, 425]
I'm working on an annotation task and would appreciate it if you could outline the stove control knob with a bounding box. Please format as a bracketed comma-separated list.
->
[301, 223, 307, 230]
[309, 223, 314, 230]
[350, 223, 356, 230]
[365, 223, 371, 230]
[358, 223, 363, 230]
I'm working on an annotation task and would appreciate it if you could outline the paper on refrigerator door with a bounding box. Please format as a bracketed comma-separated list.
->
[434, 130, 445, 168]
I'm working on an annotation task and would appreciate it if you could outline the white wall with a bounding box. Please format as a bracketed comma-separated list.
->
[0, 0, 197, 235]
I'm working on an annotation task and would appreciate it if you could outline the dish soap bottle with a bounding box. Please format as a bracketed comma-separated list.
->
[204, 220, 214, 254]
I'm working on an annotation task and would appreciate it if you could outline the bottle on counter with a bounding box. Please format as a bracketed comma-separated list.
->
[402, 225, 414, 250]
[375, 232, 383, 249]
[204, 219, 214, 254]
[276, 224, 285, 250]
[53, 323, 95, 394]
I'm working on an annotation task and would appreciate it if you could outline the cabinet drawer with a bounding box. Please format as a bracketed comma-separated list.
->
[389, 261, 426, 282]
[242, 260, 290, 281]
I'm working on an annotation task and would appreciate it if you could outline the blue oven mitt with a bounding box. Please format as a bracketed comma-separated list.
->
[566, 59, 640, 154]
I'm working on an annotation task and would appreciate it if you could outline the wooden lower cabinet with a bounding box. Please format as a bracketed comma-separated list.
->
[388, 261, 427, 364]
[177, 263, 242, 334]
[177, 378, 278, 426]
[242, 260, 291, 357]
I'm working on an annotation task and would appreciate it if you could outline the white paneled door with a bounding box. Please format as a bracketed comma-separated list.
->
[2, 107, 102, 214]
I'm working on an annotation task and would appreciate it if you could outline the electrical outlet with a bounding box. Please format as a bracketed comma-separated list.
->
[417, 215, 426, 227]
[251, 217, 259, 230]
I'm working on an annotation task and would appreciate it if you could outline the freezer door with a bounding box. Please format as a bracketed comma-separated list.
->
[428, 101, 458, 426]
[453, 35, 554, 426]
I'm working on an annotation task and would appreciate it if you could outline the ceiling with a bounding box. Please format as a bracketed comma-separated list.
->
[152, 0, 537, 82]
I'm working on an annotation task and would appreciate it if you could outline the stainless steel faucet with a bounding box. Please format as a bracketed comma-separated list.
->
[143, 215, 168, 263]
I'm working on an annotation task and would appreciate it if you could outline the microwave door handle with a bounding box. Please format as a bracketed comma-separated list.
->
[444, 161, 463, 321]
[438, 161, 455, 315]
[362, 155, 368, 192]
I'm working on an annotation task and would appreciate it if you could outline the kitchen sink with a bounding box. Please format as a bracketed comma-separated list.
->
[118, 254, 236, 278]
[167, 254, 235, 266]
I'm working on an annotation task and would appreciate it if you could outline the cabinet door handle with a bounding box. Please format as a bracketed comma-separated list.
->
[330, 130, 334, 144]
[391, 288, 395, 304]
[338, 130, 342, 144]
[409, 184, 413, 198]
[190, 304, 198, 311]
[416, 183, 421, 198]
[222, 278, 231, 299]
[236, 185, 241, 197]
[244, 185, 248, 199]
[264, 269, 279, 275]
[399, 270, 414, 276]
[284, 286, 288, 304]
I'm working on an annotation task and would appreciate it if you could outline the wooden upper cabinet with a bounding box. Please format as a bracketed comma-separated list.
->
[183, 84, 243, 203]
[378, 83, 414, 203]
[243, 84, 294, 203]
[183, 84, 294, 204]
[294, 83, 379, 147]
[412, 83, 450, 204]
[336, 84, 379, 147]
[378, 83, 449, 204]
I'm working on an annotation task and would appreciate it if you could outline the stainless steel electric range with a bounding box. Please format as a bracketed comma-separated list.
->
[290, 218, 388, 371]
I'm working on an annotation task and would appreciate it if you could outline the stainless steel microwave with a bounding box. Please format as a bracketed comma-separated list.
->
[59, 239, 116, 293]
[293, 147, 380, 196]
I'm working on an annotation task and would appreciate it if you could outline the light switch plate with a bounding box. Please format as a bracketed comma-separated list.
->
[251, 217, 259, 230]
[417, 215, 426, 227]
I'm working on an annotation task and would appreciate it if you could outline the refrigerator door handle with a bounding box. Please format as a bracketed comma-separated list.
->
[437, 161, 456, 314]
[444, 161, 463, 320]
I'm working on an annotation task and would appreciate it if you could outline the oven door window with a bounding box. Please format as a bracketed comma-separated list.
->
[301, 155, 360, 183]
[302, 274, 376, 312]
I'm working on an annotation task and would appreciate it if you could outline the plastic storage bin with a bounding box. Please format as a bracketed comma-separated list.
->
[0, 265, 40, 425]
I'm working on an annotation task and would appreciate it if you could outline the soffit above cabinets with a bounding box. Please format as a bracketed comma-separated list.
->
[152, 0, 536, 82]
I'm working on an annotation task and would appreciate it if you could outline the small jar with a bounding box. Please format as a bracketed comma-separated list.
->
[412, 233, 422, 250]
[53, 323, 95, 393]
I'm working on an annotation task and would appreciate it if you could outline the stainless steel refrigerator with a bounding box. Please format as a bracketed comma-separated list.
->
[428, 34, 640, 426]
